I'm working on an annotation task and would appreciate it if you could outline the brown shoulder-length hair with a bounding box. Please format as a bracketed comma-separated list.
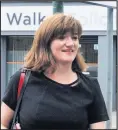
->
[24, 13, 88, 72]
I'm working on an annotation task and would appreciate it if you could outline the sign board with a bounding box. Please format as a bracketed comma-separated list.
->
[1, 4, 52, 31]
[1, 3, 116, 31]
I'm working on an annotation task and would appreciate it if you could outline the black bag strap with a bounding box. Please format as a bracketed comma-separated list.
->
[11, 70, 31, 129]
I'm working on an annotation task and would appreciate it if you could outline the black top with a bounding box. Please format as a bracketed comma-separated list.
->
[2, 70, 109, 129]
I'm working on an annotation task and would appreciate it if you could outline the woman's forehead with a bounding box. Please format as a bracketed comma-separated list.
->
[53, 27, 79, 36]
[63, 32, 78, 36]
[55, 31, 79, 36]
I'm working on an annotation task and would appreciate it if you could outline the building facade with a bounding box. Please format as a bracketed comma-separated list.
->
[1, 2, 117, 111]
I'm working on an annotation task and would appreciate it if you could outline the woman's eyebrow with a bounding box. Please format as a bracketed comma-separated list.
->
[73, 33, 78, 35]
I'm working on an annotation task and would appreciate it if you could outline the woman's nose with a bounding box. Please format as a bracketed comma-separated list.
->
[65, 36, 74, 46]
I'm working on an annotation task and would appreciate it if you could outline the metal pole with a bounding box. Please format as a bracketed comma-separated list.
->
[52, 1, 63, 14]
[117, 2, 118, 130]
[1, 37, 7, 99]
[116, 2, 118, 130]
[106, 8, 113, 129]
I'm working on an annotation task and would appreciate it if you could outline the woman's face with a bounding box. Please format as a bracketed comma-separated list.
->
[50, 32, 79, 65]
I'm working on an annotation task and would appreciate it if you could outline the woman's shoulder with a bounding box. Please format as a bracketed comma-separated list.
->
[9, 70, 21, 82]
[79, 71, 100, 94]
[78, 71, 91, 81]
[8, 68, 31, 85]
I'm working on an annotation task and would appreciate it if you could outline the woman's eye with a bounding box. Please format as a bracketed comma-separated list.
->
[58, 36, 65, 40]
[72, 36, 78, 40]
[59, 36, 65, 39]
[56, 35, 78, 40]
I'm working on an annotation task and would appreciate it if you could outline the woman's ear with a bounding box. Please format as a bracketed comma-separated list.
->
[76, 52, 88, 72]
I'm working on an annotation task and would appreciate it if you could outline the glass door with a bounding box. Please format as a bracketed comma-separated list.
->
[6, 36, 33, 84]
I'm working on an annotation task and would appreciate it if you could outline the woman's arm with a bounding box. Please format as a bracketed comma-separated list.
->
[90, 121, 105, 129]
[1, 102, 14, 129]
[1, 124, 7, 129]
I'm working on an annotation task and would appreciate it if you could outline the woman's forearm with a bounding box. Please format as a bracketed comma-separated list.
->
[1, 124, 8, 129]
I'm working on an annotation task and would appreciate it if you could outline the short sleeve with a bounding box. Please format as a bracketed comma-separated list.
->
[2, 71, 21, 111]
[87, 78, 109, 124]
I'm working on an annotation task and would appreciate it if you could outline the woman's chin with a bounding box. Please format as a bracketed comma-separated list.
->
[60, 59, 74, 64]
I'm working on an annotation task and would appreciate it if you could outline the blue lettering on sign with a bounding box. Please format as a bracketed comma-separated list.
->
[6, 12, 46, 25]
[7, 13, 22, 25]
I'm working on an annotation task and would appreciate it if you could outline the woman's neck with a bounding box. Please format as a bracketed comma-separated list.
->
[44, 63, 78, 84]
[46, 63, 73, 75]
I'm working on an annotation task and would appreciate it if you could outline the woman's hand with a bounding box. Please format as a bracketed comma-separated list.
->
[14, 123, 21, 129]
[1, 102, 14, 129]
[90, 121, 106, 129]
[1, 124, 7, 129]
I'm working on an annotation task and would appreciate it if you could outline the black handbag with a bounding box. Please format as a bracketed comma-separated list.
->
[9, 70, 31, 129]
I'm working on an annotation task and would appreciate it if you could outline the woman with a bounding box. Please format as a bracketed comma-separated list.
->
[1, 13, 109, 129]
